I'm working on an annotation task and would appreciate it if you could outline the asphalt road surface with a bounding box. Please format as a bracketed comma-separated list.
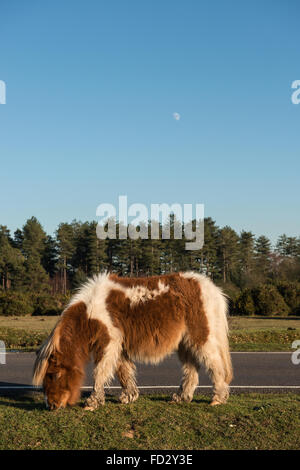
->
[0, 352, 299, 393]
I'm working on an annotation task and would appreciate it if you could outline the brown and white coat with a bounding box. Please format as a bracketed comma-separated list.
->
[33, 271, 233, 410]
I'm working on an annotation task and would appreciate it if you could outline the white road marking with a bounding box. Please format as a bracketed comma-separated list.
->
[217, 351, 294, 355]
[1, 353, 298, 391]
[0, 385, 299, 390]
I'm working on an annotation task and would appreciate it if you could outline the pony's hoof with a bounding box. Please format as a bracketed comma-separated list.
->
[171, 393, 182, 403]
[210, 400, 222, 406]
[119, 394, 129, 404]
[119, 391, 139, 404]
[84, 405, 97, 411]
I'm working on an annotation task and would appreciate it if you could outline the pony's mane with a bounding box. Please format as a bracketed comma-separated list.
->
[32, 321, 61, 386]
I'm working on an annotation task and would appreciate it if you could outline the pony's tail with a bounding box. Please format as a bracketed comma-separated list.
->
[193, 272, 233, 385]
[32, 324, 60, 386]
[221, 335, 233, 384]
[218, 292, 233, 384]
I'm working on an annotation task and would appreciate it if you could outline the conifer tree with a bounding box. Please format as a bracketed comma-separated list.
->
[56, 222, 77, 293]
[217, 226, 239, 283]
[254, 235, 272, 278]
[0, 226, 24, 289]
[237, 231, 255, 288]
[21, 218, 49, 292]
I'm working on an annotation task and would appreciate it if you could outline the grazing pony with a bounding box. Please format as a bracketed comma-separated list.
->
[33, 271, 233, 410]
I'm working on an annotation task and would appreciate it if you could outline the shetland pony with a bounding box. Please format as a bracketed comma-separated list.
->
[33, 272, 233, 410]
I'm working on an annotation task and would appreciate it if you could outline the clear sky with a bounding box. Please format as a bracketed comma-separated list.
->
[0, 0, 299, 244]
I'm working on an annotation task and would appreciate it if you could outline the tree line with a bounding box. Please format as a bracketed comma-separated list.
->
[0, 216, 299, 315]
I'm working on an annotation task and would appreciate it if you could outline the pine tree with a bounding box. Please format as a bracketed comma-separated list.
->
[56, 222, 77, 293]
[276, 235, 298, 258]
[255, 235, 272, 278]
[42, 235, 58, 277]
[13, 229, 24, 250]
[192, 218, 219, 277]
[21, 218, 49, 292]
[90, 221, 108, 273]
[0, 226, 24, 289]
[139, 238, 161, 275]
[22, 217, 47, 258]
[237, 231, 255, 288]
[217, 226, 239, 283]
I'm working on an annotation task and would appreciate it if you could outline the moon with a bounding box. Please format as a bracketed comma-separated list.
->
[173, 112, 180, 121]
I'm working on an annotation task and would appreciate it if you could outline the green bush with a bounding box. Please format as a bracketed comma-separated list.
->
[32, 293, 70, 315]
[293, 304, 300, 316]
[251, 284, 290, 316]
[0, 290, 70, 317]
[0, 291, 34, 316]
[32, 294, 61, 316]
[233, 284, 292, 316]
[275, 281, 300, 314]
[233, 289, 256, 316]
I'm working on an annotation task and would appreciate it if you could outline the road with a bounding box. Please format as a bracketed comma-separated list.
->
[0, 352, 299, 393]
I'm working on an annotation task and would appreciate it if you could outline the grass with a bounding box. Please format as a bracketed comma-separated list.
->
[1, 324, 299, 352]
[0, 315, 58, 331]
[0, 393, 299, 450]
[229, 316, 300, 330]
[228, 316, 300, 351]
[0, 327, 48, 351]
[0, 316, 299, 351]
[1, 315, 299, 332]
[229, 328, 300, 351]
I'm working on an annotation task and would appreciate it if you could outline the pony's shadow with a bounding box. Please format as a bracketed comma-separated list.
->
[0, 391, 45, 411]
[0, 385, 210, 411]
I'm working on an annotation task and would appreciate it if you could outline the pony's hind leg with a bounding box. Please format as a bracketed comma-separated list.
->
[172, 343, 199, 403]
[173, 341, 230, 406]
[199, 344, 230, 405]
[116, 355, 139, 404]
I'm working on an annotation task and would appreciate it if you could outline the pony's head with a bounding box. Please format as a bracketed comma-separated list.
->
[32, 302, 89, 410]
[42, 352, 83, 410]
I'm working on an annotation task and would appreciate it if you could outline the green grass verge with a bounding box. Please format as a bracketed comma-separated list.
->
[229, 328, 300, 351]
[1, 326, 299, 352]
[2, 315, 299, 332]
[0, 327, 48, 351]
[0, 393, 299, 450]
[0, 315, 58, 331]
[229, 316, 300, 330]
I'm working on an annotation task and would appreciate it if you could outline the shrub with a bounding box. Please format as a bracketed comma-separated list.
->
[32, 293, 70, 316]
[251, 284, 290, 316]
[294, 305, 300, 316]
[0, 291, 34, 316]
[233, 284, 292, 316]
[233, 289, 256, 316]
[275, 281, 300, 314]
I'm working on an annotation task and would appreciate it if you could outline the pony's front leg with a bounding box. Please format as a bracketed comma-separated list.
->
[84, 339, 122, 411]
[84, 368, 105, 410]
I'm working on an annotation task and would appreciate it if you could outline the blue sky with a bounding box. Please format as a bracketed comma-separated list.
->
[0, 0, 299, 244]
